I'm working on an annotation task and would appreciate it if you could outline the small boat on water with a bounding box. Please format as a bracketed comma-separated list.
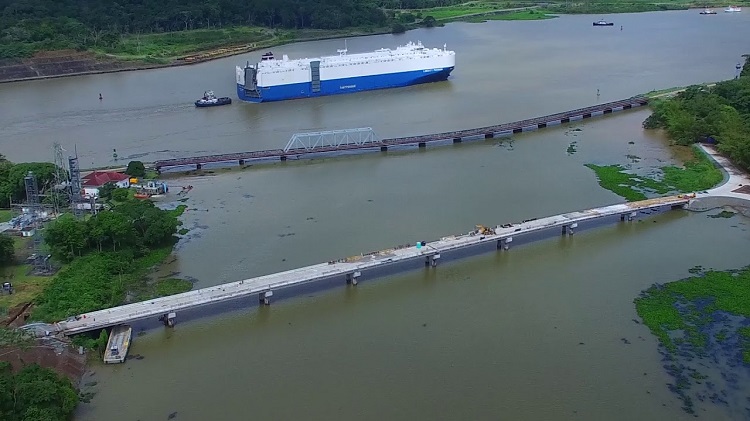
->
[593, 19, 614, 26]
[725, 5, 742, 12]
[195, 90, 232, 107]
[699, 8, 717, 14]
[103, 325, 132, 364]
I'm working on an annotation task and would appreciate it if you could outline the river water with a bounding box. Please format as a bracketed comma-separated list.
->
[2, 10, 749, 421]
[1, 11, 749, 167]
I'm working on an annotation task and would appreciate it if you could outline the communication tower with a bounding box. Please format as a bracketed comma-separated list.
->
[68, 148, 85, 219]
[23, 172, 52, 274]
[52, 142, 69, 215]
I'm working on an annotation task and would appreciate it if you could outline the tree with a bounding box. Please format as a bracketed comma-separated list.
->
[125, 160, 146, 177]
[111, 187, 129, 202]
[0, 235, 14, 266]
[391, 22, 406, 33]
[97, 182, 117, 201]
[422, 15, 436, 27]
[2, 163, 59, 204]
[44, 214, 87, 262]
[13, 363, 78, 420]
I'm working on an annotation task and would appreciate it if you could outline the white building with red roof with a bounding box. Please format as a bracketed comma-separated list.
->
[82, 171, 131, 198]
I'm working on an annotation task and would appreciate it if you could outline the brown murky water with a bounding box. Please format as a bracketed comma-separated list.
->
[2, 10, 749, 421]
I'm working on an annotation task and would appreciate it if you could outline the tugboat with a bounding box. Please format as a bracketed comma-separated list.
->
[699, 8, 717, 14]
[593, 19, 614, 26]
[195, 91, 232, 107]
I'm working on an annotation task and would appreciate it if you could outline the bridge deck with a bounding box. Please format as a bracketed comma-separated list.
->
[154, 97, 648, 170]
[55, 194, 690, 336]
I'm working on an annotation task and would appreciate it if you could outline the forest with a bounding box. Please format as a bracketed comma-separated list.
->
[0, 361, 78, 421]
[0, 0, 466, 58]
[644, 56, 750, 171]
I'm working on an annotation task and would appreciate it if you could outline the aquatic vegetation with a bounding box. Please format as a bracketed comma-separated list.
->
[636, 267, 750, 353]
[586, 147, 722, 201]
[635, 267, 750, 414]
[708, 210, 736, 219]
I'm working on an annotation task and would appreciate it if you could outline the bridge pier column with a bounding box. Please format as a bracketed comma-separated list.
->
[196, 163, 202, 170]
[159, 312, 176, 328]
[562, 223, 578, 236]
[498, 237, 512, 250]
[259, 290, 273, 305]
[239, 159, 245, 166]
[346, 271, 361, 286]
[425, 254, 441, 267]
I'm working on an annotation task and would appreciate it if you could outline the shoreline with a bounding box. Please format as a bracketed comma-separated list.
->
[0, 6, 700, 85]
[0, 30, 391, 85]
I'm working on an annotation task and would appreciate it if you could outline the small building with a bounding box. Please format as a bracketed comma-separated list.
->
[20, 227, 35, 237]
[82, 171, 130, 198]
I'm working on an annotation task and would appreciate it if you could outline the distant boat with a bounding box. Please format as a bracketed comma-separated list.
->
[699, 8, 717, 14]
[593, 20, 614, 26]
[724, 5, 741, 12]
[195, 90, 232, 107]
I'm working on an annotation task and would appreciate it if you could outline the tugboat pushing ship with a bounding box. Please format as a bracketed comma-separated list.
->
[195, 90, 232, 107]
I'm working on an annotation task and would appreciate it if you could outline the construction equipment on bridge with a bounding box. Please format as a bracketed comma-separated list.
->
[474, 225, 495, 236]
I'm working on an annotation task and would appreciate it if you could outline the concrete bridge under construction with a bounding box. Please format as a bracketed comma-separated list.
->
[54, 194, 694, 336]
[153, 96, 649, 172]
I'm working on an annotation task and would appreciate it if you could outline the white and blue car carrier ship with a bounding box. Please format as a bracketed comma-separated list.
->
[235, 41, 455, 103]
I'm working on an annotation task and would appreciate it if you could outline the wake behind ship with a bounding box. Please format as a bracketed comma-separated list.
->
[235, 41, 455, 103]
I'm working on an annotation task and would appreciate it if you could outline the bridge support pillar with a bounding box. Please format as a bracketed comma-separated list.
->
[259, 290, 273, 305]
[159, 312, 176, 328]
[498, 237, 512, 250]
[346, 271, 361, 286]
[562, 222, 578, 236]
[196, 163, 202, 170]
[239, 159, 245, 166]
[425, 254, 441, 267]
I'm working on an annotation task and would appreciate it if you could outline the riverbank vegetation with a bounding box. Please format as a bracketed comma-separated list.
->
[585, 147, 723, 201]
[0, 0, 722, 61]
[0, 361, 78, 421]
[33, 200, 188, 322]
[644, 56, 750, 171]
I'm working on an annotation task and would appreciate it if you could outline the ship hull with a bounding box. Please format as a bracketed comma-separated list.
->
[237, 66, 454, 103]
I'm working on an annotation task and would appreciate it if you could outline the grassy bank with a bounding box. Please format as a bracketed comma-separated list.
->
[586, 147, 723, 201]
[98, 26, 388, 62]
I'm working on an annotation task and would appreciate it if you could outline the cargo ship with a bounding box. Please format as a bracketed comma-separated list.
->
[235, 41, 455, 103]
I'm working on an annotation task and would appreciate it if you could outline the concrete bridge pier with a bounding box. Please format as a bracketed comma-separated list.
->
[562, 222, 578, 236]
[497, 237, 512, 250]
[196, 163, 202, 170]
[259, 290, 273, 305]
[346, 271, 361, 286]
[425, 254, 441, 267]
[158, 312, 176, 328]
